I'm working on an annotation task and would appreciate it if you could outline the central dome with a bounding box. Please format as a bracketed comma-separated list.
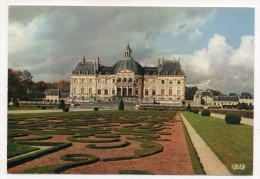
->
[112, 59, 144, 75]
[111, 43, 144, 75]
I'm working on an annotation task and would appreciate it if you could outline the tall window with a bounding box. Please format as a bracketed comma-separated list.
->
[117, 88, 121, 95]
[178, 80, 181, 84]
[98, 89, 101, 95]
[112, 79, 115, 83]
[145, 89, 149, 95]
[161, 80, 164, 84]
[161, 89, 165, 95]
[169, 89, 172, 96]
[152, 89, 156, 95]
[104, 89, 108, 95]
[81, 88, 84, 94]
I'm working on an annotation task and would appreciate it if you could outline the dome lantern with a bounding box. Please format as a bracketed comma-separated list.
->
[125, 43, 132, 59]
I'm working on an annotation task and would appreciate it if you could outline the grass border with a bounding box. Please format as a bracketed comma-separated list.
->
[181, 120, 205, 174]
[8, 142, 72, 168]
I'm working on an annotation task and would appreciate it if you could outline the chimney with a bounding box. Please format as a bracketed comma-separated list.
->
[82, 56, 85, 64]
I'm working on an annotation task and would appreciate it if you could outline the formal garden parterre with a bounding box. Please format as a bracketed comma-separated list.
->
[8, 111, 194, 174]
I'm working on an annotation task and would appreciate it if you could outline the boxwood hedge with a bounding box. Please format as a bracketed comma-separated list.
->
[225, 113, 241, 124]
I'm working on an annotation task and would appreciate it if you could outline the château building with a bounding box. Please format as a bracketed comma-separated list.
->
[70, 43, 186, 104]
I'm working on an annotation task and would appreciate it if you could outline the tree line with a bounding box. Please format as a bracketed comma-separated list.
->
[8, 68, 70, 101]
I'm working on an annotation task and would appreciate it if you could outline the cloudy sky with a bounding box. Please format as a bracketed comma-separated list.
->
[8, 6, 254, 94]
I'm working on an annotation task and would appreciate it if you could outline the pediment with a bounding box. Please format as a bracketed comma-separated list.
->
[118, 69, 134, 73]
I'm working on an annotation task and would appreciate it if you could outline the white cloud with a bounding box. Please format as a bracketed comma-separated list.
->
[180, 34, 254, 93]
[229, 35, 254, 69]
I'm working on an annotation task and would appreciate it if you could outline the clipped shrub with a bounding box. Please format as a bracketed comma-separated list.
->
[225, 113, 241, 124]
[58, 100, 66, 109]
[189, 108, 193, 112]
[24, 153, 100, 174]
[62, 107, 69, 112]
[13, 98, 20, 107]
[193, 109, 199, 114]
[93, 107, 99, 111]
[119, 99, 124, 110]
[186, 103, 191, 111]
[201, 109, 210, 116]
[41, 106, 47, 110]
[87, 141, 130, 149]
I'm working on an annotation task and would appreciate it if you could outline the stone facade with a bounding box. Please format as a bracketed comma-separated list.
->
[70, 43, 186, 104]
[193, 90, 253, 108]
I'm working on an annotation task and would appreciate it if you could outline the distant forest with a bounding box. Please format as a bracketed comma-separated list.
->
[8, 68, 70, 100]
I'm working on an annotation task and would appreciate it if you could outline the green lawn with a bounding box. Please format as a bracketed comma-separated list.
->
[8, 142, 40, 158]
[182, 111, 253, 175]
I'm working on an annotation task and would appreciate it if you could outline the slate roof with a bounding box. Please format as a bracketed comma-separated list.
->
[45, 89, 60, 96]
[215, 96, 239, 101]
[159, 60, 185, 75]
[99, 66, 113, 75]
[144, 67, 158, 75]
[240, 92, 253, 99]
[72, 57, 96, 74]
[202, 91, 213, 98]
[228, 93, 238, 97]
[111, 59, 144, 75]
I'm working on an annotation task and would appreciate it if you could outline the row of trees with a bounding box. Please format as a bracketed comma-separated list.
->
[8, 68, 70, 101]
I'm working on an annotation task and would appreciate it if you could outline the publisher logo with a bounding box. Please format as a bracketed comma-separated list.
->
[232, 164, 245, 170]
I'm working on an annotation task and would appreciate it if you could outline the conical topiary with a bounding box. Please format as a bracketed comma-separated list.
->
[58, 99, 66, 109]
[119, 99, 124, 110]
